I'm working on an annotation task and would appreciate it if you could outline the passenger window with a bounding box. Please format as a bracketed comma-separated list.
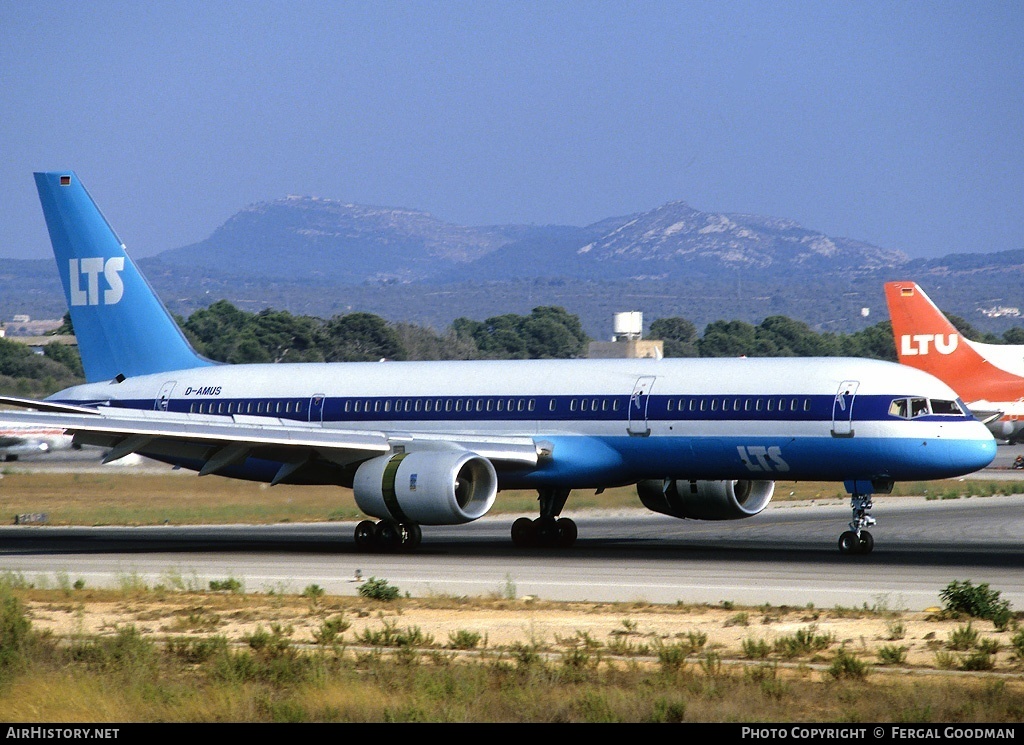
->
[711, 399, 718, 411]
[528, 399, 535, 411]
[570, 400, 578, 412]
[549, 399, 556, 412]
[803, 399, 811, 412]
[889, 398, 909, 419]
[667, 399, 674, 412]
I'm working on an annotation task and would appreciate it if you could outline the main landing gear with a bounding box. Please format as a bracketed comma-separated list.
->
[511, 487, 578, 548]
[837, 487, 877, 555]
[354, 519, 422, 552]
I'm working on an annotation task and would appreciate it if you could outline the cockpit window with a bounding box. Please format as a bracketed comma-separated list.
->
[929, 399, 963, 416]
[889, 397, 965, 419]
[888, 398, 908, 418]
[910, 397, 929, 418]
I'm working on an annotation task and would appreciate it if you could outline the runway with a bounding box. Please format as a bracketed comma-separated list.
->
[1, 445, 1022, 611]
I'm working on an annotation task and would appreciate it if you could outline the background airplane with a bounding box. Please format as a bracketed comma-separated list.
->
[884, 280, 1024, 443]
[0, 173, 997, 556]
[0, 422, 75, 461]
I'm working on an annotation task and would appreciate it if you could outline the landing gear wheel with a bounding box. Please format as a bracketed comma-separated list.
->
[374, 521, 402, 550]
[511, 517, 536, 548]
[838, 530, 860, 554]
[535, 516, 560, 547]
[400, 523, 422, 550]
[858, 530, 874, 554]
[556, 517, 577, 547]
[354, 520, 376, 550]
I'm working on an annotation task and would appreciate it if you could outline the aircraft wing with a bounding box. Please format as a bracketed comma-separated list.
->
[0, 404, 541, 483]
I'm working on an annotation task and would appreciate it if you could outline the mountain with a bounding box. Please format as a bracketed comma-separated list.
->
[153, 195, 910, 285]
[2, 195, 1021, 339]
[157, 196, 521, 283]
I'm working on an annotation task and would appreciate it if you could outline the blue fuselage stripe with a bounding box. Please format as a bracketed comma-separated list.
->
[96, 393, 963, 425]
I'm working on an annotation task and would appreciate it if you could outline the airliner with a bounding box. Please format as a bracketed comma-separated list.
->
[885, 280, 1024, 443]
[0, 173, 997, 556]
[0, 423, 75, 461]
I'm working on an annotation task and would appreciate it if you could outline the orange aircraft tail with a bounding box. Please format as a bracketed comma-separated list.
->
[883, 281, 1024, 403]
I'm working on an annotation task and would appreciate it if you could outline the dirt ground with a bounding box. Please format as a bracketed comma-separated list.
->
[19, 589, 1022, 673]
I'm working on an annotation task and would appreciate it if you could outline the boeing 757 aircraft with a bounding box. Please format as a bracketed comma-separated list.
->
[0, 173, 996, 555]
[885, 280, 1024, 443]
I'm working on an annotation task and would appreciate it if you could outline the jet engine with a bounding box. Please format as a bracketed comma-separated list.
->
[636, 478, 774, 520]
[353, 451, 498, 525]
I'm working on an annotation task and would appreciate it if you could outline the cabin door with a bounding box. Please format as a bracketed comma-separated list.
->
[309, 394, 325, 423]
[155, 381, 176, 412]
[628, 376, 656, 436]
[831, 380, 859, 438]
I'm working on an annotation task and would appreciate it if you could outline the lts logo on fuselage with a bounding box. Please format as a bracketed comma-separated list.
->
[69, 258, 124, 306]
[899, 334, 958, 356]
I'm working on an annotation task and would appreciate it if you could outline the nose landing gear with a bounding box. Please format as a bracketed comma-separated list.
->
[837, 480, 889, 555]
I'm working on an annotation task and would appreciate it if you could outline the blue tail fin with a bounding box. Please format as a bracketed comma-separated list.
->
[34, 171, 213, 383]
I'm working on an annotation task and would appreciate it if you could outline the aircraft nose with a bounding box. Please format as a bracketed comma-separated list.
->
[957, 427, 997, 473]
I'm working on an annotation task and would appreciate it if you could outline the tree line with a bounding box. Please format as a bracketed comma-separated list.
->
[1, 301, 1022, 397]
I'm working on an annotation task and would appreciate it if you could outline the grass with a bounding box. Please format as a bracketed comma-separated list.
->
[0, 471, 1019, 527]
[2, 581, 1024, 722]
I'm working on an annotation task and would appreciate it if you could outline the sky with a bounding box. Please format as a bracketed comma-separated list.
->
[1, 1, 1021, 261]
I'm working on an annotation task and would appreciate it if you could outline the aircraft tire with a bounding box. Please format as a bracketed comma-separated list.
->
[511, 517, 536, 548]
[375, 521, 402, 550]
[838, 531, 860, 554]
[858, 530, 874, 554]
[535, 516, 560, 547]
[354, 520, 376, 550]
[556, 517, 577, 547]
[401, 523, 423, 550]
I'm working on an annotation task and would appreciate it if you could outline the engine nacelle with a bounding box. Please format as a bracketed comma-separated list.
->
[353, 451, 498, 525]
[636, 479, 774, 520]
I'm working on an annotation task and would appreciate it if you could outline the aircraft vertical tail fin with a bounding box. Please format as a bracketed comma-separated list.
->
[34, 172, 212, 383]
[883, 281, 1021, 402]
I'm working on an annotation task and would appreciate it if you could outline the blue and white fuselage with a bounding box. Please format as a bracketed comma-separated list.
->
[48, 356, 994, 489]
